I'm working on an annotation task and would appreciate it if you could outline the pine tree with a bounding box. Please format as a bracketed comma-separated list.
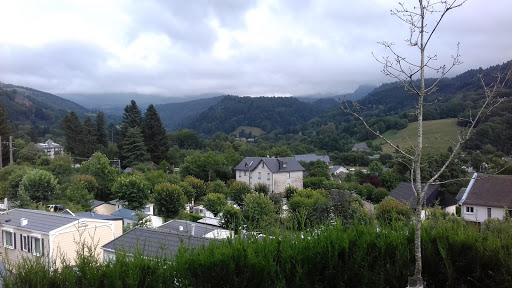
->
[120, 127, 150, 168]
[95, 111, 108, 147]
[143, 104, 169, 164]
[121, 100, 143, 138]
[61, 111, 83, 156]
[82, 117, 98, 157]
[0, 105, 12, 165]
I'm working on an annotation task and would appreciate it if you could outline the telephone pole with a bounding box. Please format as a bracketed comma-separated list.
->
[9, 136, 13, 165]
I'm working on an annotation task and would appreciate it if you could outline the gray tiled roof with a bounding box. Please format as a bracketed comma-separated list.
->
[74, 212, 123, 221]
[0, 209, 79, 233]
[351, 142, 370, 151]
[463, 175, 512, 208]
[101, 227, 211, 258]
[91, 200, 104, 209]
[389, 182, 441, 209]
[34, 140, 62, 149]
[157, 220, 227, 237]
[234, 157, 305, 173]
[111, 208, 148, 221]
[294, 154, 330, 163]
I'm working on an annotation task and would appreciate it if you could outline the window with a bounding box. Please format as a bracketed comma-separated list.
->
[262, 163, 265, 169]
[32, 237, 43, 256]
[287, 172, 290, 179]
[487, 208, 492, 218]
[239, 171, 241, 178]
[2, 230, 14, 249]
[465, 206, 474, 214]
[244, 171, 247, 176]
[267, 173, 270, 181]
[21, 234, 29, 252]
[258, 172, 261, 180]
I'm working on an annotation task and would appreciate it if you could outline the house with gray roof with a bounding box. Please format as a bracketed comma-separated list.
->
[0, 209, 117, 270]
[110, 208, 163, 228]
[158, 220, 231, 239]
[351, 142, 371, 152]
[460, 173, 512, 223]
[234, 157, 305, 194]
[35, 139, 63, 158]
[101, 227, 212, 261]
[294, 154, 330, 163]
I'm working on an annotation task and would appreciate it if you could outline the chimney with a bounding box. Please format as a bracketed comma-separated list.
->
[20, 218, 28, 226]
[191, 224, 196, 236]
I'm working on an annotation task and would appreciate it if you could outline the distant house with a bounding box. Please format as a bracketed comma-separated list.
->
[294, 154, 330, 163]
[0, 209, 116, 270]
[234, 157, 305, 194]
[110, 208, 163, 228]
[330, 165, 349, 175]
[101, 227, 211, 262]
[91, 200, 116, 216]
[35, 140, 63, 158]
[351, 142, 371, 152]
[73, 212, 124, 239]
[389, 182, 457, 219]
[460, 174, 512, 223]
[158, 220, 231, 239]
[110, 200, 156, 216]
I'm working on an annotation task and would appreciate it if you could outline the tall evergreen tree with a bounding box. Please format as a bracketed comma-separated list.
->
[143, 104, 169, 164]
[61, 111, 83, 157]
[95, 111, 108, 147]
[121, 100, 143, 138]
[0, 105, 12, 166]
[120, 127, 150, 168]
[82, 117, 98, 157]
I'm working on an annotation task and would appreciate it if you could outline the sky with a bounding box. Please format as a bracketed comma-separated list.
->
[1, 0, 511, 98]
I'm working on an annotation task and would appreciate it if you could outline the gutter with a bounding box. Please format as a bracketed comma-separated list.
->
[459, 172, 477, 205]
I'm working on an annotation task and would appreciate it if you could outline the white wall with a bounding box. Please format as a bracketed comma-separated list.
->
[462, 205, 506, 223]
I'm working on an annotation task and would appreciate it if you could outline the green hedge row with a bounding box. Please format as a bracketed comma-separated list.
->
[3, 217, 512, 287]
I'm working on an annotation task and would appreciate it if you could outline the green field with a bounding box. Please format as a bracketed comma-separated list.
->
[233, 126, 265, 137]
[374, 118, 462, 154]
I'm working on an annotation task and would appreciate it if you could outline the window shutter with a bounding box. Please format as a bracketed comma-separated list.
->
[41, 239, 44, 256]
[13, 233, 16, 249]
[29, 236, 32, 253]
[20, 234, 23, 251]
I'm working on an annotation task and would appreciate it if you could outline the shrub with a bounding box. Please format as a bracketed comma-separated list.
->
[375, 197, 413, 226]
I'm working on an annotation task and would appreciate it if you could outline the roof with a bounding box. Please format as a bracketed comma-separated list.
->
[234, 157, 305, 173]
[455, 188, 466, 202]
[110, 208, 148, 221]
[197, 217, 221, 227]
[35, 139, 62, 149]
[352, 142, 370, 151]
[0, 209, 79, 233]
[101, 227, 211, 258]
[388, 182, 441, 209]
[157, 219, 228, 238]
[294, 154, 330, 163]
[463, 175, 512, 208]
[330, 165, 347, 174]
[74, 212, 123, 221]
[91, 200, 105, 209]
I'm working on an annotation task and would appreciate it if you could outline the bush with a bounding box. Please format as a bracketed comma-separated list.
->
[253, 183, 269, 195]
[375, 197, 413, 226]
[202, 193, 227, 217]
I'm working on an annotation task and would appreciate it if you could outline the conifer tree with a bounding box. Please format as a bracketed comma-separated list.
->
[121, 100, 143, 138]
[120, 127, 150, 168]
[61, 111, 83, 156]
[0, 105, 12, 165]
[95, 111, 108, 147]
[82, 117, 98, 157]
[143, 104, 169, 164]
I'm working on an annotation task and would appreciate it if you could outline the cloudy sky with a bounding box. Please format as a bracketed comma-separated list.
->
[1, 0, 511, 98]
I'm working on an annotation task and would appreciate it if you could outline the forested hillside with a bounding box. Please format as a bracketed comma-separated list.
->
[156, 96, 225, 131]
[182, 96, 338, 135]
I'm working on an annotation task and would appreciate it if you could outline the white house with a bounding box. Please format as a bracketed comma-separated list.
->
[35, 139, 63, 158]
[234, 157, 305, 194]
[460, 173, 512, 223]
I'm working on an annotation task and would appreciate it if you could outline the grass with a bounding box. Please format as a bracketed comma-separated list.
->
[374, 118, 462, 154]
[233, 126, 265, 137]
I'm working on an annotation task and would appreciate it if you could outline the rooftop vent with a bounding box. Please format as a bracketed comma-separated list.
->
[179, 225, 184, 231]
[20, 218, 28, 226]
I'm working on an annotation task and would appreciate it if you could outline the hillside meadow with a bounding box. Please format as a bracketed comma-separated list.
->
[375, 118, 462, 154]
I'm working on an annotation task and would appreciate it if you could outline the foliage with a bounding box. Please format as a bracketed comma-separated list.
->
[288, 188, 330, 229]
[228, 181, 251, 207]
[180, 151, 231, 182]
[368, 161, 383, 175]
[183, 176, 206, 202]
[80, 152, 117, 201]
[375, 197, 413, 226]
[112, 175, 150, 211]
[220, 205, 242, 234]
[153, 183, 186, 219]
[242, 193, 276, 232]
[120, 127, 151, 168]
[64, 181, 94, 211]
[202, 193, 227, 217]
[16, 143, 45, 165]
[18, 169, 58, 203]
[2, 165, 34, 200]
[379, 170, 400, 191]
[301, 159, 331, 180]
[142, 104, 169, 164]
[206, 180, 229, 196]
[61, 111, 83, 157]
[252, 182, 269, 195]
[95, 111, 108, 147]
[284, 185, 298, 201]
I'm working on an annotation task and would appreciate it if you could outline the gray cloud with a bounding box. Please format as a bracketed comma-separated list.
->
[0, 0, 511, 98]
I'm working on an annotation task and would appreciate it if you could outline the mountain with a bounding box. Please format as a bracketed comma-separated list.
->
[339, 84, 377, 101]
[181, 96, 338, 135]
[156, 96, 225, 131]
[0, 83, 89, 114]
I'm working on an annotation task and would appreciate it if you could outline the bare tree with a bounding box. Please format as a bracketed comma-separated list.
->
[342, 1, 511, 287]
